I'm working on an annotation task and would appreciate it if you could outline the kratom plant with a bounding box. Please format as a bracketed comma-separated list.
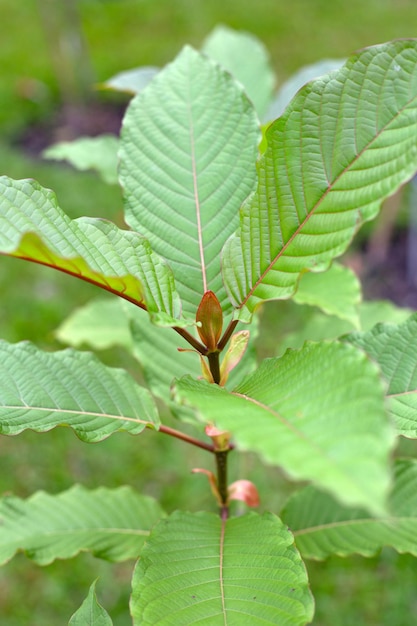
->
[2, 27, 417, 624]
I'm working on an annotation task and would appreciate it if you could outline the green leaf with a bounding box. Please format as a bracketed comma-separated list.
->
[103, 66, 159, 94]
[175, 341, 393, 514]
[55, 298, 133, 351]
[223, 40, 417, 322]
[265, 58, 345, 122]
[119, 45, 260, 316]
[43, 135, 119, 185]
[0, 341, 159, 441]
[202, 24, 276, 118]
[68, 581, 113, 626]
[345, 313, 417, 437]
[282, 459, 417, 560]
[131, 511, 314, 626]
[293, 263, 361, 326]
[0, 176, 186, 327]
[0, 485, 165, 566]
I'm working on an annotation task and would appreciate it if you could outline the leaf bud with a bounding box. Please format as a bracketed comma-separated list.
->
[196, 291, 223, 351]
[228, 480, 260, 507]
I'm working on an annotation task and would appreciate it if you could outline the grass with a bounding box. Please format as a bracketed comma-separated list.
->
[3, 0, 417, 136]
[2, 1, 417, 623]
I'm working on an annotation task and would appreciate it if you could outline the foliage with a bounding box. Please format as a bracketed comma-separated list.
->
[1, 26, 417, 624]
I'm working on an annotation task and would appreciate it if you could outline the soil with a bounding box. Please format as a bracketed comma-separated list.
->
[14, 101, 126, 155]
[360, 229, 417, 310]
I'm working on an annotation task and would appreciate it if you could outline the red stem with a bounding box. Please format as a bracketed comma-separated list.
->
[217, 319, 239, 351]
[159, 424, 214, 452]
[173, 326, 208, 355]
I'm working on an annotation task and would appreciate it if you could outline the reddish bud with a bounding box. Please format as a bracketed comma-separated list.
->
[196, 291, 223, 351]
[205, 424, 230, 451]
[228, 480, 260, 507]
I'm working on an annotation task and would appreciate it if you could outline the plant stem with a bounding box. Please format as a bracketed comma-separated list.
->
[215, 449, 230, 514]
[159, 424, 214, 452]
[207, 351, 221, 384]
[173, 326, 208, 355]
[218, 319, 239, 351]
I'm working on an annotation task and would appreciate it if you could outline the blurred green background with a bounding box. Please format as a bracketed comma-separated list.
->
[2, 1, 417, 624]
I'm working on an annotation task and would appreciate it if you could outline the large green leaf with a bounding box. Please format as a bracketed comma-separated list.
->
[0, 176, 186, 327]
[222, 40, 417, 322]
[202, 24, 276, 118]
[293, 262, 361, 326]
[69, 581, 113, 625]
[130, 511, 314, 626]
[175, 341, 393, 514]
[282, 459, 417, 560]
[346, 313, 417, 437]
[0, 485, 165, 566]
[119, 45, 260, 316]
[43, 135, 120, 185]
[0, 341, 159, 441]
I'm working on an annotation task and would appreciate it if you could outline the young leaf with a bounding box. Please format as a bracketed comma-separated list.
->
[202, 24, 276, 118]
[282, 459, 417, 560]
[293, 262, 361, 327]
[345, 313, 417, 437]
[119, 45, 260, 316]
[69, 581, 113, 626]
[0, 485, 165, 566]
[223, 40, 417, 322]
[130, 511, 314, 626]
[0, 341, 159, 441]
[219, 329, 250, 385]
[0, 176, 186, 327]
[43, 135, 120, 185]
[175, 341, 393, 514]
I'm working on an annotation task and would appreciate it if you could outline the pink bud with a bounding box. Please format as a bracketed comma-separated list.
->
[228, 480, 260, 507]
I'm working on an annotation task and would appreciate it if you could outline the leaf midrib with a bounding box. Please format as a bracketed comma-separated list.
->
[293, 515, 415, 536]
[187, 76, 207, 294]
[220, 515, 227, 625]
[4, 250, 147, 310]
[1, 405, 152, 426]
[3, 528, 150, 538]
